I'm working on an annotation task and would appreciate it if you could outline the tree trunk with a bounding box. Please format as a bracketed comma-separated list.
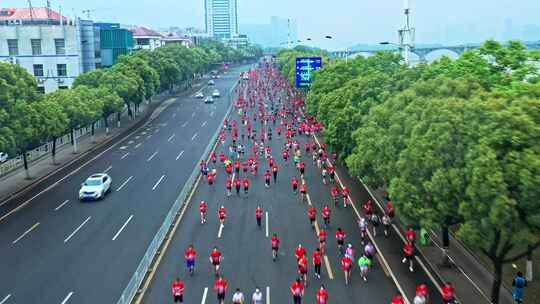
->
[72, 129, 78, 154]
[22, 150, 30, 179]
[104, 115, 110, 135]
[526, 245, 533, 281]
[127, 103, 133, 120]
[51, 137, 57, 165]
[91, 122, 96, 143]
[491, 259, 503, 304]
[441, 226, 451, 266]
[117, 112, 121, 128]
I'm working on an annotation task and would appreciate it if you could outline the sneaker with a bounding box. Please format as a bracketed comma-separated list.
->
[363, 277, 367, 282]
[402, 258, 407, 263]
[409, 266, 414, 272]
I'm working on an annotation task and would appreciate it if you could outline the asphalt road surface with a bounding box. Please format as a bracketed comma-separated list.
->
[143, 71, 399, 304]
[0, 65, 250, 304]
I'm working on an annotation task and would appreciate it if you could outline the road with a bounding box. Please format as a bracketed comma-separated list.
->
[143, 69, 399, 304]
[0, 65, 250, 303]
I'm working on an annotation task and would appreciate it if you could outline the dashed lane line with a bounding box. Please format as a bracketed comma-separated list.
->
[112, 215, 134, 241]
[135, 143, 142, 149]
[64, 217, 91, 243]
[167, 134, 176, 142]
[191, 133, 198, 141]
[147, 151, 158, 162]
[201, 287, 208, 304]
[12, 222, 40, 244]
[104, 165, 113, 173]
[116, 176, 133, 192]
[121, 152, 130, 160]
[0, 294, 11, 304]
[54, 200, 70, 211]
[182, 121, 188, 128]
[218, 223, 224, 238]
[201, 121, 207, 127]
[60, 291, 74, 304]
[176, 150, 185, 161]
[152, 175, 166, 191]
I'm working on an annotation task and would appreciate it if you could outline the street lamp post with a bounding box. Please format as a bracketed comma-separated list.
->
[325, 35, 349, 63]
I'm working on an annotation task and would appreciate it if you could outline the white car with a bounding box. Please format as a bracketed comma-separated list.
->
[195, 91, 204, 99]
[79, 173, 112, 201]
[208, 80, 215, 86]
[0, 152, 8, 163]
[212, 89, 220, 98]
[204, 96, 214, 104]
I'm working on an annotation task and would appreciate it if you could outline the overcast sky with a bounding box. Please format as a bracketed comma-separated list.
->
[4, 0, 540, 48]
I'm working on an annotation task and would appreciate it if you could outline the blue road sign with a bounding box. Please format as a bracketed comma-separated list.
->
[296, 57, 322, 88]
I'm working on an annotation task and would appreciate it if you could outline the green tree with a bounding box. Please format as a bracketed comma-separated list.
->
[33, 97, 69, 164]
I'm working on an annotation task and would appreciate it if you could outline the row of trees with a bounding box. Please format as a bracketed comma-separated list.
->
[277, 41, 540, 304]
[0, 41, 261, 178]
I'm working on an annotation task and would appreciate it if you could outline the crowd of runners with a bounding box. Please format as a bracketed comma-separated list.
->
[170, 60, 457, 304]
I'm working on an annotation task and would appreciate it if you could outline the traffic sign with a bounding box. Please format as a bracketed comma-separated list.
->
[295, 57, 322, 88]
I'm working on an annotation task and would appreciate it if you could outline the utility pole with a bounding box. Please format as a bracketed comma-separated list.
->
[27, 0, 35, 21]
[398, 0, 415, 65]
[287, 18, 292, 49]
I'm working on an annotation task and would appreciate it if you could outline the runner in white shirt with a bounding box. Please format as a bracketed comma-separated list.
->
[232, 288, 245, 304]
[251, 288, 263, 304]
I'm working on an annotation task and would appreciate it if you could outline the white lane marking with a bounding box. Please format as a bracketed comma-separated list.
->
[135, 136, 141, 139]
[54, 200, 70, 211]
[112, 215, 134, 241]
[217, 223, 224, 238]
[146, 135, 152, 140]
[182, 121, 188, 127]
[201, 287, 208, 304]
[265, 212, 269, 238]
[60, 291, 74, 304]
[104, 165, 113, 173]
[172, 113, 177, 118]
[210, 111, 214, 117]
[201, 121, 207, 127]
[121, 152, 130, 160]
[176, 150, 185, 161]
[12, 222, 40, 244]
[167, 134, 176, 142]
[135, 143, 142, 149]
[147, 151, 158, 162]
[152, 175, 166, 191]
[323, 255, 335, 279]
[128, 140, 134, 144]
[119, 146, 128, 150]
[266, 286, 270, 304]
[116, 176, 133, 192]
[0, 295, 11, 304]
[192, 112, 196, 118]
[64, 216, 91, 243]
[191, 133, 198, 141]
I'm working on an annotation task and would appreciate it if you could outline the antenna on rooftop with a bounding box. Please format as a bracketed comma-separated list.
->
[27, 0, 35, 21]
[46, 0, 52, 23]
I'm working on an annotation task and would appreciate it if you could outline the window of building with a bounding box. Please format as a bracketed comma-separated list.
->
[58, 86, 68, 90]
[57, 64, 67, 77]
[7, 39, 18, 56]
[36, 86, 45, 94]
[31, 39, 42, 55]
[136, 38, 150, 46]
[33, 64, 44, 77]
[55, 39, 65, 55]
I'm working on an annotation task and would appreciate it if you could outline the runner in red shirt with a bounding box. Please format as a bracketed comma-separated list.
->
[172, 278, 185, 303]
[184, 244, 197, 275]
[207, 171, 215, 186]
[336, 228, 346, 254]
[316, 284, 329, 304]
[298, 162, 305, 178]
[272, 164, 278, 183]
[255, 206, 263, 228]
[218, 206, 227, 226]
[319, 229, 327, 255]
[300, 183, 308, 202]
[322, 205, 331, 229]
[386, 200, 395, 219]
[342, 186, 350, 208]
[298, 254, 309, 285]
[264, 170, 271, 188]
[402, 241, 415, 272]
[363, 199, 373, 217]
[341, 255, 353, 285]
[295, 244, 306, 261]
[226, 177, 232, 197]
[442, 282, 455, 304]
[199, 200, 207, 224]
[210, 247, 223, 275]
[391, 294, 405, 304]
[331, 186, 340, 207]
[271, 233, 280, 261]
[290, 279, 304, 304]
[235, 178, 241, 196]
[415, 283, 429, 303]
[214, 276, 228, 304]
[243, 177, 250, 195]
[292, 176, 299, 193]
[406, 227, 417, 245]
[313, 248, 322, 279]
[308, 207, 317, 229]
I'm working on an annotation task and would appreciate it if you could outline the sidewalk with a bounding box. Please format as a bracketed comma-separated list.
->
[0, 84, 200, 204]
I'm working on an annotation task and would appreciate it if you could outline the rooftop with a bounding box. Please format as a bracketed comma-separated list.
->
[130, 26, 162, 37]
[0, 7, 69, 23]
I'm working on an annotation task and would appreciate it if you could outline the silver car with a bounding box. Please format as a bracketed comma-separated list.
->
[79, 173, 112, 201]
[0, 152, 8, 163]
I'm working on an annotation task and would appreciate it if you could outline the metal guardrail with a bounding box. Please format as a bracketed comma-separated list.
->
[117, 79, 241, 304]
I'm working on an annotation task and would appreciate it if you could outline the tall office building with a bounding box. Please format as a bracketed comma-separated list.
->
[205, 0, 238, 39]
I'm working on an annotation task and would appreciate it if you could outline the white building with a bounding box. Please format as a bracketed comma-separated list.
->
[0, 7, 94, 93]
[160, 32, 193, 48]
[131, 26, 163, 50]
[205, 0, 238, 39]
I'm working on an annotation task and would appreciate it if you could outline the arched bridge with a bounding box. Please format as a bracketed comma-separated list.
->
[332, 41, 540, 61]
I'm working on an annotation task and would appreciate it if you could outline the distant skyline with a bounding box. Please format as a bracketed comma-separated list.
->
[2, 0, 540, 49]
